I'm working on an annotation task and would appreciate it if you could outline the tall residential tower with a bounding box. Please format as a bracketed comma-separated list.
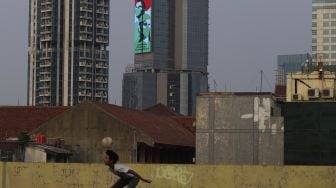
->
[312, 0, 336, 65]
[28, 0, 110, 106]
[122, 0, 209, 116]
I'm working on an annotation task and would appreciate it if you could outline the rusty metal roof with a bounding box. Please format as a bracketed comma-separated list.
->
[0, 106, 69, 138]
[199, 92, 274, 97]
[95, 103, 195, 147]
[144, 104, 182, 116]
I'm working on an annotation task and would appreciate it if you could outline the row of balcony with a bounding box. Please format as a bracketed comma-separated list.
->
[41, 0, 52, 4]
[40, 61, 51, 67]
[96, 30, 108, 36]
[96, 77, 107, 83]
[80, 20, 93, 26]
[40, 34, 52, 41]
[79, 61, 108, 68]
[96, 22, 108, 28]
[96, 15, 109, 21]
[39, 91, 50, 97]
[40, 76, 51, 82]
[80, 0, 93, 5]
[80, 5, 93, 12]
[78, 92, 107, 97]
[41, 20, 52, 27]
[41, 6, 52, 12]
[97, 0, 108, 7]
[38, 84, 50, 89]
[79, 78, 108, 83]
[96, 37, 108, 43]
[80, 34, 93, 41]
[40, 28, 52, 34]
[96, 8, 108, 14]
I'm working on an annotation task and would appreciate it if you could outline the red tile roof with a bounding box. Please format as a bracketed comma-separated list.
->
[95, 103, 195, 147]
[0, 106, 69, 139]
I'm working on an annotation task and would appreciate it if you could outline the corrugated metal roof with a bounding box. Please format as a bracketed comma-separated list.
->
[144, 104, 182, 116]
[95, 103, 195, 147]
[0, 107, 69, 138]
[199, 92, 274, 97]
[28, 143, 72, 155]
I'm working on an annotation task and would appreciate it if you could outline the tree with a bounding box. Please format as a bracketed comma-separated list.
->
[18, 132, 31, 146]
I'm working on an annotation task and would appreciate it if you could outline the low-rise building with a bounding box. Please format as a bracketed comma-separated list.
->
[287, 71, 336, 102]
[24, 143, 72, 163]
[32, 102, 195, 164]
[0, 103, 195, 164]
[196, 92, 283, 165]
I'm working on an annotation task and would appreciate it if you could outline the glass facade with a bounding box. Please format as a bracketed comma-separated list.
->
[276, 54, 310, 86]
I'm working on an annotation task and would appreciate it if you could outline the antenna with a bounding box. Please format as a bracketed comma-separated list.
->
[214, 79, 217, 92]
[260, 70, 263, 92]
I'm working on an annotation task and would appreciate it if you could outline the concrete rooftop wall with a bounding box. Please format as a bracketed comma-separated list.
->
[1, 162, 336, 188]
[196, 94, 284, 165]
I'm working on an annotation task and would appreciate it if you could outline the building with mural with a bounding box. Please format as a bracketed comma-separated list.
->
[122, 0, 209, 116]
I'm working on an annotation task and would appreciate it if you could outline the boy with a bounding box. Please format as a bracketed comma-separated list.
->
[104, 150, 152, 188]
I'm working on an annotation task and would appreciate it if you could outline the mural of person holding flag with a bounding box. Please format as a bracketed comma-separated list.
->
[134, 0, 151, 53]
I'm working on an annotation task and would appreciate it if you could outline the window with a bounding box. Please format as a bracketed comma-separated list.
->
[312, 22, 317, 27]
[324, 22, 330, 27]
[331, 37, 336, 43]
[312, 30, 317, 35]
[331, 45, 336, 50]
[312, 14, 317, 19]
[331, 54, 336, 59]
[323, 46, 330, 51]
[323, 54, 330, 59]
[324, 30, 330, 35]
[332, 13, 336, 19]
[312, 38, 317, 43]
[324, 37, 330, 43]
[332, 29, 336, 35]
[324, 13, 330, 19]
[331, 21, 336, 26]
[312, 46, 317, 51]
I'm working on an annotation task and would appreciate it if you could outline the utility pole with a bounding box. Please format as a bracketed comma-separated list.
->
[214, 80, 217, 92]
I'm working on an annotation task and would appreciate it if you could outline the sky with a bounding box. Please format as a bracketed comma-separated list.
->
[0, 0, 311, 105]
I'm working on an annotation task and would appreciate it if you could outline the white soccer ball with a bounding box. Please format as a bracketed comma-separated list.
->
[102, 137, 113, 147]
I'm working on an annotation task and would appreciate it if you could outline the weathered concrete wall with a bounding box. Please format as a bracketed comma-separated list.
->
[196, 94, 283, 165]
[32, 103, 153, 163]
[0, 162, 3, 188]
[1, 162, 336, 188]
[24, 147, 47, 163]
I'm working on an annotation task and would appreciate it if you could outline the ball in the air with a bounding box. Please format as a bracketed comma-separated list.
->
[102, 137, 113, 147]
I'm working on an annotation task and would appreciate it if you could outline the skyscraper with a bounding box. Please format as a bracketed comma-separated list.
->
[312, 0, 336, 65]
[123, 0, 209, 116]
[276, 54, 311, 86]
[28, 0, 110, 106]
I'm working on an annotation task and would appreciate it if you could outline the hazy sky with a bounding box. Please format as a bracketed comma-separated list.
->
[0, 0, 311, 105]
